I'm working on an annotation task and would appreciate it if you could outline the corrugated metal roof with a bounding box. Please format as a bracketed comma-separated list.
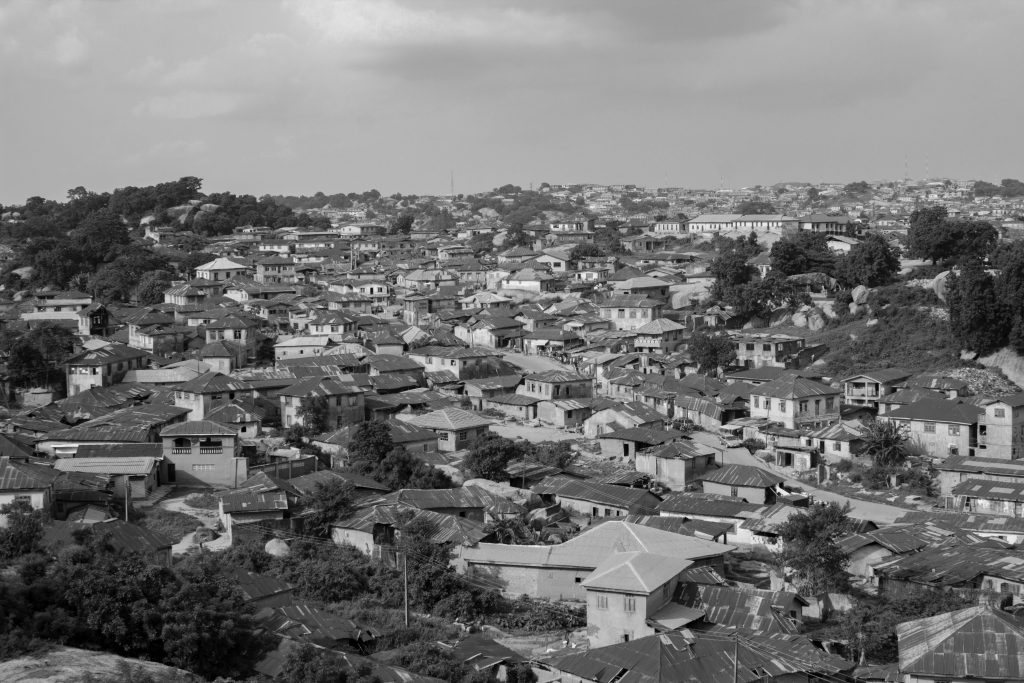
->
[953, 478, 1024, 502]
[53, 457, 157, 475]
[533, 475, 662, 510]
[221, 490, 289, 514]
[0, 456, 61, 490]
[897, 605, 1024, 679]
[699, 464, 784, 488]
[677, 583, 804, 634]
[409, 407, 493, 431]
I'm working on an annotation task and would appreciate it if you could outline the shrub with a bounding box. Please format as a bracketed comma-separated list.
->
[848, 472, 863, 484]
[183, 492, 219, 509]
[835, 459, 854, 473]
[741, 438, 766, 452]
[136, 508, 203, 542]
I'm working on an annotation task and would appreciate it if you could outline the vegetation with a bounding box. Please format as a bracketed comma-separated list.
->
[348, 421, 455, 489]
[907, 206, 997, 264]
[689, 331, 737, 375]
[775, 502, 854, 593]
[833, 590, 975, 664]
[769, 231, 835, 276]
[834, 233, 901, 288]
[974, 178, 1024, 198]
[464, 433, 530, 480]
[301, 479, 356, 537]
[135, 508, 203, 543]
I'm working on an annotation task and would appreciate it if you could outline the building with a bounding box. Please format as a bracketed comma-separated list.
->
[0, 455, 60, 516]
[406, 346, 496, 380]
[517, 371, 593, 401]
[278, 377, 365, 431]
[633, 318, 687, 354]
[841, 369, 913, 411]
[897, 606, 1024, 683]
[160, 420, 246, 488]
[731, 333, 808, 369]
[978, 393, 1024, 459]
[699, 465, 787, 505]
[749, 375, 841, 430]
[533, 476, 663, 517]
[194, 257, 252, 281]
[460, 520, 732, 602]
[881, 398, 981, 459]
[408, 408, 493, 453]
[172, 372, 256, 421]
[635, 440, 717, 491]
[65, 344, 150, 396]
[799, 213, 857, 236]
[597, 296, 664, 332]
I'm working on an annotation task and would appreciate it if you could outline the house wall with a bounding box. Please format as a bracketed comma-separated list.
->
[162, 437, 247, 488]
[587, 588, 661, 647]
[436, 425, 490, 453]
[537, 402, 590, 428]
[482, 400, 537, 421]
[0, 489, 49, 524]
[848, 545, 893, 588]
[464, 562, 591, 601]
[280, 394, 365, 430]
[750, 394, 839, 430]
[882, 416, 974, 458]
[702, 481, 771, 505]
[600, 438, 640, 460]
[980, 401, 1024, 460]
[331, 527, 377, 556]
[635, 453, 713, 490]
[555, 494, 630, 518]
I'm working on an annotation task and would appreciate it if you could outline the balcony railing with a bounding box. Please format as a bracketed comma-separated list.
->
[171, 447, 191, 454]
[199, 447, 223, 455]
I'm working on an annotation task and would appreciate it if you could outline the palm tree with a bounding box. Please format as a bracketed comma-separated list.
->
[484, 515, 537, 545]
[861, 419, 910, 469]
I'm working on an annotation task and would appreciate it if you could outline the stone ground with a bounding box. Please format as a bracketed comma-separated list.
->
[158, 490, 231, 555]
[0, 647, 191, 682]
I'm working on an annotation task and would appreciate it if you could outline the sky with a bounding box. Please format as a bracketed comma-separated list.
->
[2, 0, 1023, 204]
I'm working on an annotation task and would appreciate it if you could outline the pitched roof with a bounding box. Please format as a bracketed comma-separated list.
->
[161, 420, 237, 437]
[700, 464, 785, 488]
[409, 407, 494, 431]
[0, 456, 61, 491]
[173, 371, 254, 394]
[676, 583, 804, 634]
[897, 606, 1024, 679]
[753, 375, 838, 400]
[533, 475, 662, 510]
[64, 343, 149, 367]
[884, 398, 982, 424]
[582, 551, 693, 593]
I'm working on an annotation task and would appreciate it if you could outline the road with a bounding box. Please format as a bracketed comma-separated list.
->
[726, 444, 909, 524]
[502, 352, 574, 374]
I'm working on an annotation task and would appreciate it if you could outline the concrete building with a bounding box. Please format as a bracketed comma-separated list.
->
[160, 420, 246, 488]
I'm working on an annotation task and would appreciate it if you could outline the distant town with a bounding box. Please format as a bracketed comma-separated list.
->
[1, 174, 1023, 682]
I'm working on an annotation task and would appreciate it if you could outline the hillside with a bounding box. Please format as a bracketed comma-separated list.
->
[0, 648, 195, 683]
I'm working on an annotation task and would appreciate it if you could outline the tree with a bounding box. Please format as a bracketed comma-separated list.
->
[688, 331, 736, 375]
[302, 479, 356, 537]
[483, 515, 538, 545]
[905, 207, 996, 265]
[947, 257, 1007, 355]
[0, 500, 45, 560]
[297, 396, 331, 434]
[775, 502, 853, 593]
[769, 232, 835, 276]
[391, 642, 469, 681]
[70, 208, 130, 267]
[348, 421, 394, 472]
[735, 199, 776, 215]
[835, 233, 900, 288]
[528, 441, 577, 470]
[836, 590, 975, 664]
[135, 269, 174, 305]
[709, 251, 755, 302]
[569, 244, 605, 260]
[391, 213, 415, 235]
[463, 434, 529, 480]
[279, 643, 357, 683]
[861, 420, 910, 470]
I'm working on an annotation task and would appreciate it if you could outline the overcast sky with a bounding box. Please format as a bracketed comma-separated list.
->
[2, 0, 1022, 204]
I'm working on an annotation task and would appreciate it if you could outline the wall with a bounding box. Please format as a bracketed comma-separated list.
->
[464, 562, 590, 601]
[702, 481, 771, 505]
[556, 494, 630, 518]
[587, 589, 657, 647]
[162, 437, 247, 488]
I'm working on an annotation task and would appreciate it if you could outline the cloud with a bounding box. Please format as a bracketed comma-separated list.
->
[133, 90, 244, 120]
[53, 28, 87, 66]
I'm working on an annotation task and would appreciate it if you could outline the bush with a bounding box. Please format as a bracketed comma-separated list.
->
[835, 459, 854, 473]
[848, 472, 863, 484]
[741, 438, 766, 452]
[183, 492, 219, 509]
[136, 508, 203, 542]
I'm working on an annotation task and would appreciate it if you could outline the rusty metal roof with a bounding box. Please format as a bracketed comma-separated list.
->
[897, 605, 1024, 679]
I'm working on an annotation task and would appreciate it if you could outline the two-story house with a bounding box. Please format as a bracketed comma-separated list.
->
[193, 257, 252, 281]
[881, 398, 982, 458]
[405, 346, 496, 379]
[977, 393, 1024, 459]
[278, 377, 365, 431]
[731, 333, 808, 369]
[205, 315, 258, 362]
[65, 344, 150, 396]
[584, 550, 695, 647]
[597, 296, 663, 332]
[749, 375, 841, 430]
[160, 420, 246, 488]
[841, 369, 913, 411]
[517, 370, 593, 401]
[254, 256, 296, 284]
[172, 372, 257, 420]
[633, 318, 686, 354]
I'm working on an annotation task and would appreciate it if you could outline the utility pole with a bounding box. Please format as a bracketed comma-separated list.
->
[403, 550, 410, 627]
[732, 633, 739, 683]
[123, 475, 130, 521]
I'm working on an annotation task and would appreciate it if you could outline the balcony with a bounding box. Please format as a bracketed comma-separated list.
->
[199, 447, 224, 455]
[171, 447, 191, 455]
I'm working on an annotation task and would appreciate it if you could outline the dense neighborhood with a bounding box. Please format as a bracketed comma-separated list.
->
[4, 176, 1024, 682]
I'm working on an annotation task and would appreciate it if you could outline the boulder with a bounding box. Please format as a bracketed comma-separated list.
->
[848, 302, 862, 315]
[851, 285, 869, 305]
[792, 309, 808, 328]
[806, 308, 827, 332]
[265, 538, 290, 557]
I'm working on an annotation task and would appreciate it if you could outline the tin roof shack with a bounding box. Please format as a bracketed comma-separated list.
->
[53, 456, 158, 500]
[935, 455, 1024, 497]
[897, 605, 1024, 683]
[896, 510, 1024, 546]
[0, 456, 60, 517]
[358, 485, 523, 524]
[540, 629, 852, 683]
[219, 490, 290, 543]
[634, 440, 717, 491]
[459, 520, 733, 602]
[656, 493, 765, 545]
[873, 544, 1024, 598]
[674, 583, 808, 634]
[532, 475, 663, 518]
[698, 465, 793, 506]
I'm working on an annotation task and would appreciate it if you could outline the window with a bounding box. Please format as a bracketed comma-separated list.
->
[14, 494, 31, 505]
[996, 408, 1007, 418]
[753, 397, 760, 409]
[617, 309, 625, 319]
[730, 486, 739, 497]
[833, 441, 841, 451]
[778, 400, 787, 412]
[624, 596, 636, 612]
[799, 400, 808, 413]
[191, 464, 215, 472]
[439, 432, 449, 441]
[924, 423, 936, 433]
[574, 577, 582, 583]
[763, 344, 771, 351]
[825, 398, 835, 410]
[457, 431, 467, 440]
[596, 595, 608, 609]
[949, 424, 960, 436]
[336, 397, 343, 406]
[746, 343, 755, 351]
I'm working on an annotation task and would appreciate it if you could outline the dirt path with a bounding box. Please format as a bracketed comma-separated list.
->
[158, 494, 223, 556]
[491, 423, 582, 443]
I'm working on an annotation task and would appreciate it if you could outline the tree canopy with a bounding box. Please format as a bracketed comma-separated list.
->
[769, 231, 835, 276]
[776, 502, 853, 593]
[689, 331, 736, 375]
[834, 233, 900, 288]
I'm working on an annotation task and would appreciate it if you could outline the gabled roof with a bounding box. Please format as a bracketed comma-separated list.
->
[676, 583, 804, 634]
[524, 370, 590, 383]
[634, 318, 686, 334]
[161, 420, 237, 437]
[0, 456, 61, 491]
[700, 464, 784, 488]
[173, 371, 254, 394]
[277, 376, 363, 397]
[753, 375, 838, 400]
[840, 368, 913, 383]
[64, 343, 149, 367]
[409, 407, 493, 431]
[532, 476, 663, 511]
[582, 551, 692, 594]
[897, 606, 1024, 679]
[884, 398, 982, 424]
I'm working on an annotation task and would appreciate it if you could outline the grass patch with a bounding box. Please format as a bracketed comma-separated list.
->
[137, 508, 204, 542]
[183, 492, 219, 510]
